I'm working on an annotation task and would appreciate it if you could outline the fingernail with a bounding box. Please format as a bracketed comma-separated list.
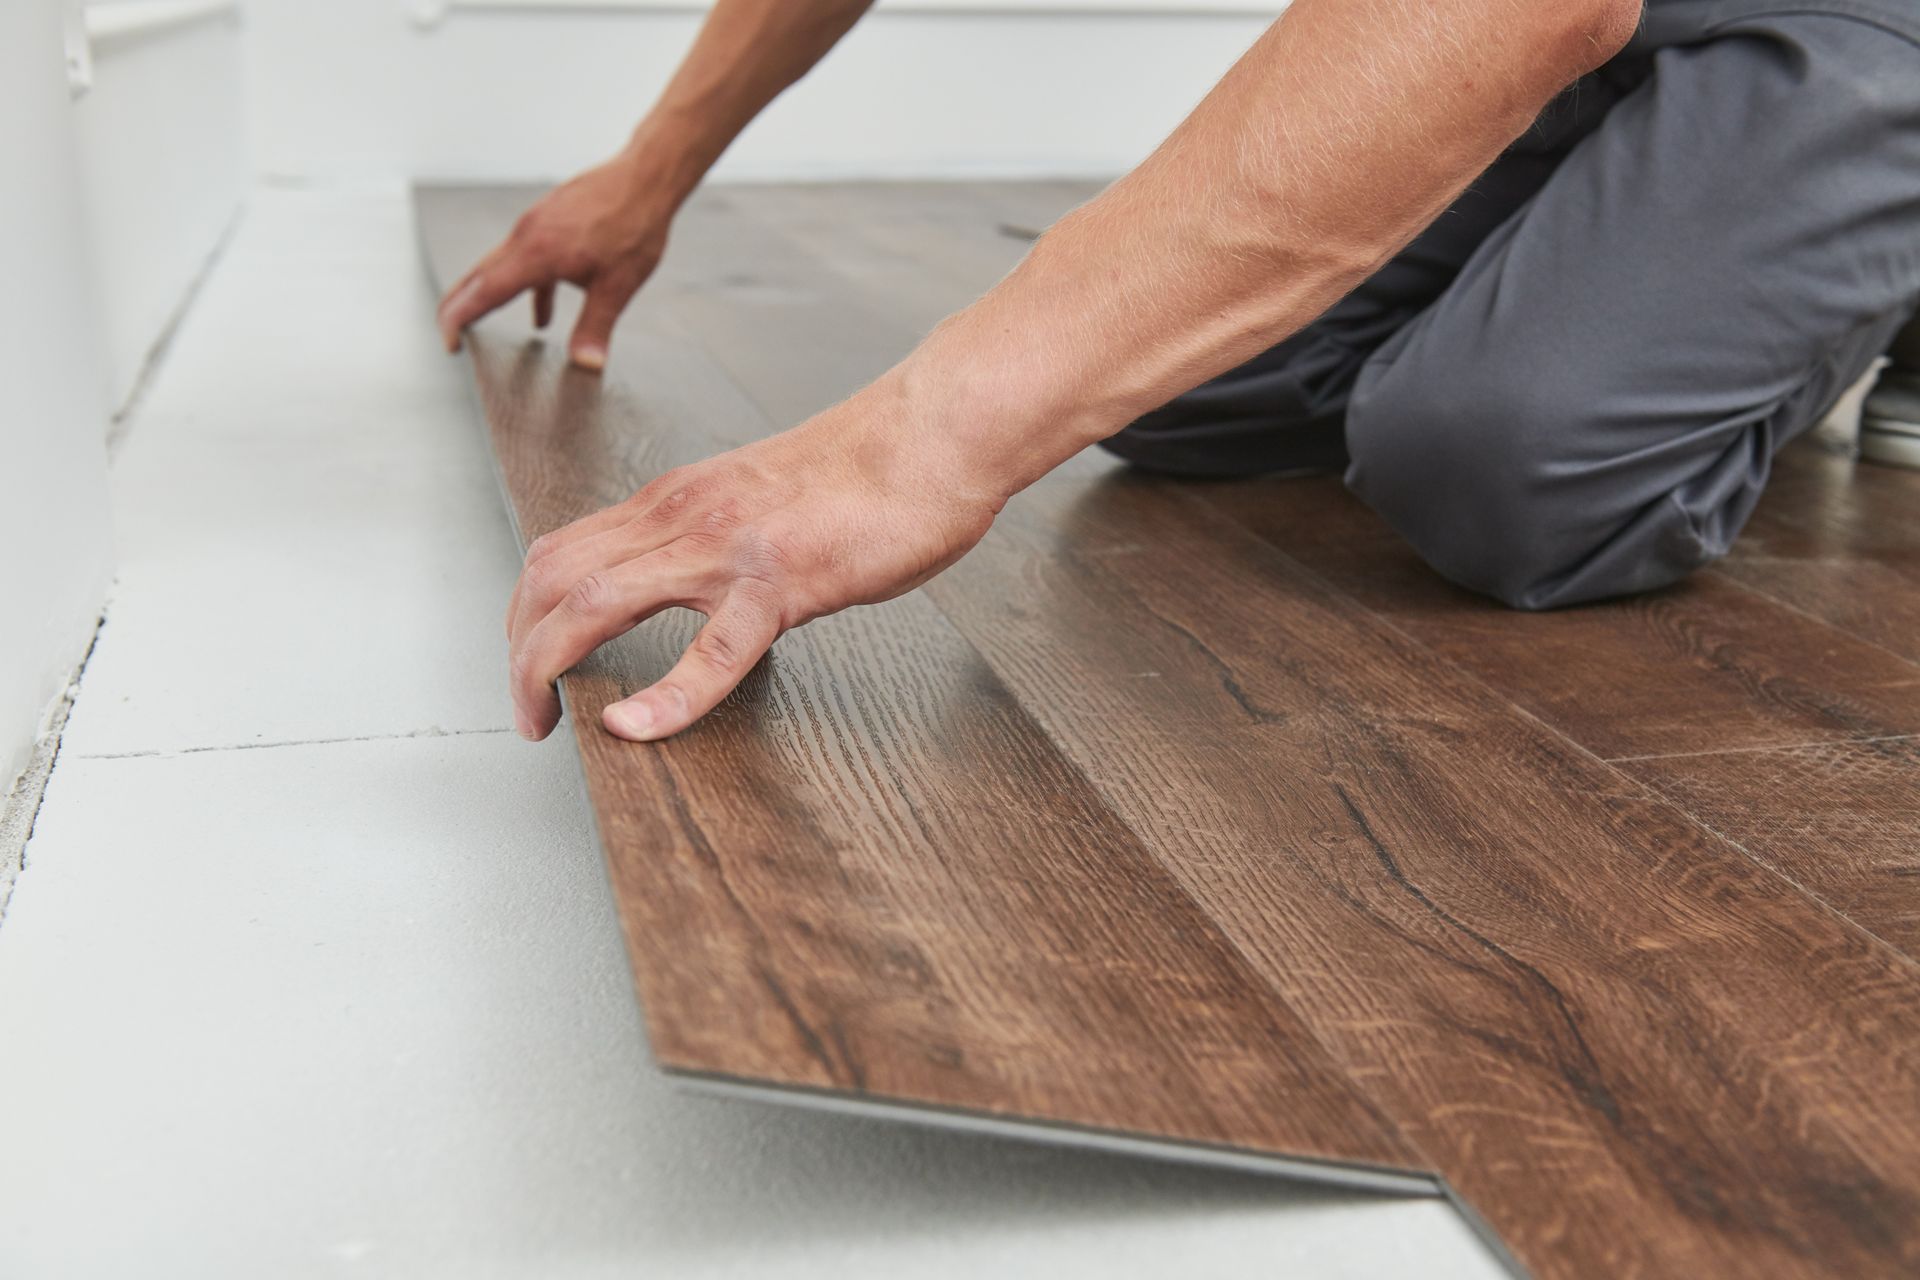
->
[513, 705, 535, 740]
[605, 701, 652, 740]
[573, 345, 606, 372]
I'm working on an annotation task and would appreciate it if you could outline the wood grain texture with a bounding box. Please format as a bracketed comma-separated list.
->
[671, 182, 1920, 1274]
[418, 182, 1920, 1278]
[1201, 473, 1920, 761]
[1719, 440, 1920, 664]
[691, 180, 1920, 978]
[413, 186, 1427, 1180]
[1631, 733, 1920, 956]
[933, 473, 1920, 1279]
[1197, 463, 1920, 961]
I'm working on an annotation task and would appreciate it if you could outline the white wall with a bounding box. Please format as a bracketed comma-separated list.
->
[0, 0, 117, 794]
[244, 0, 1280, 183]
[74, 4, 248, 405]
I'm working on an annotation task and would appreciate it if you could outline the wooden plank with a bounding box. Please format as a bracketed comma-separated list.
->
[1188, 465, 1920, 958]
[1609, 440, 1920, 957]
[1199, 473, 1920, 761]
[629, 182, 1120, 477]
[1630, 734, 1920, 956]
[714, 181, 1920, 1276]
[421, 181, 1920, 1276]
[933, 473, 1920, 1279]
[413, 184, 1429, 1184]
[1719, 440, 1920, 665]
[722, 177, 1920, 771]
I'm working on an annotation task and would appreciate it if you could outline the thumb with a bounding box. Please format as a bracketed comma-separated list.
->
[569, 280, 635, 372]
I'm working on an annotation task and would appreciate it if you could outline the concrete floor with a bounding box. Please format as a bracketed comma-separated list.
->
[0, 186, 1507, 1279]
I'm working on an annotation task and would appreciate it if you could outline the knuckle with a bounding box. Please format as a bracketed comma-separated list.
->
[700, 496, 746, 535]
[525, 531, 562, 564]
[563, 573, 614, 618]
[694, 626, 748, 675]
[521, 557, 567, 601]
[509, 210, 545, 245]
[509, 216, 568, 266]
[649, 470, 709, 514]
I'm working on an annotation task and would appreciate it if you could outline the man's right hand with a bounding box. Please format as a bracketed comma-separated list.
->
[436, 150, 674, 371]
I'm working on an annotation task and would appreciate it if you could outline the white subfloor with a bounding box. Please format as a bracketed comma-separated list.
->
[0, 186, 1507, 1279]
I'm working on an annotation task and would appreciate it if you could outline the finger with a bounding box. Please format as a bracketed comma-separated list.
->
[435, 250, 502, 351]
[506, 514, 640, 639]
[569, 279, 635, 372]
[509, 518, 680, 650]
[438, 254, 544, 352]
[533, 282, 555, 330]
[504, 489, 682, 639]
[508, 549, 710, 740]
[603, 595, 780, 742]
[504, 464, 703, 635]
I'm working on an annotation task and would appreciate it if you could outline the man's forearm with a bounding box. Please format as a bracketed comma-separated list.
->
[884, 0, 1642, 502]
[624, 0, 876, 202]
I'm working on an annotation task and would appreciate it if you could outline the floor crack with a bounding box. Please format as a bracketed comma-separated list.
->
[73, 725, 516, 761]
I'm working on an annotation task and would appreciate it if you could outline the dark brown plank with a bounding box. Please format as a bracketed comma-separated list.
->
[413, 184, 1427, 1183]
[736, 179, 1102, 328]
[716, 182, 1920, 1277]
[1188, 464, 1920, 957]
[1630, 733, 1920, 955]
[1199, 473, 1920, 761]
[934, 472, 1920, 1280]
[628, 181, 1121, 477]
[727, 179, 1920, 772]
[1720, 439, 1920, 665]
[422, 181, 1920, 1276]
[1602, 441, 1920, 956]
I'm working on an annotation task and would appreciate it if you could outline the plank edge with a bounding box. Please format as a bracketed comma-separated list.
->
[667, 1068, 1444, 1194]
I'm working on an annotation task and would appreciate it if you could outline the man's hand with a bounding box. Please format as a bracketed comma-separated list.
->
[436, 0, 879, 371]
[505, 388, 1000, 742]
[437, 152, 672, 371]
[471, 0, 1642, 744]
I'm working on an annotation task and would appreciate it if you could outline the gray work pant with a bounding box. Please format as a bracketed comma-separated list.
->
[1103, 7, 1920, 609]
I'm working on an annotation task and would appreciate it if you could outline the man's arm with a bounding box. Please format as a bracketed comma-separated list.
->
[900, 0, 1642, 496]
[503, 0, 1644, 744]
[437, 0, 875, 368]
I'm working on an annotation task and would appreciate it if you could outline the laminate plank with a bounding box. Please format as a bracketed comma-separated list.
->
[421, 182, 1920, 1276]
[717, 182, 1920, 1276]
[1629, 734, 1920, 955]
[1719, 440, 1920, 664]
[621, 182, 1120, 477]
[932, 472, 1920, 1279]
[733, 177, 1920, 768]
[1198, 473, 1920, 759]
[414, 185, 1429, 1183]
[1614, 443, 1920, 956]
[727, 183, 1030, 333]
[1184, 469, 1920, 957]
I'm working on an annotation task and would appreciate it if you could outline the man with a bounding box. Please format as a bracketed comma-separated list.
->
[438, 0, 1920, 745]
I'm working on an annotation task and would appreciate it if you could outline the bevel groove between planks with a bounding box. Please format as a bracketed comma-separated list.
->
[417, 182, 1920, 1280]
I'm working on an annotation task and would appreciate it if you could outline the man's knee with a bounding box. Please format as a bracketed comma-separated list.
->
[1343, 362, 1723, 610]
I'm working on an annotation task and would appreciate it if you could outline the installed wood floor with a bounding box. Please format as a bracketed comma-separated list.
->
[416, 183, 1920, 1280]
